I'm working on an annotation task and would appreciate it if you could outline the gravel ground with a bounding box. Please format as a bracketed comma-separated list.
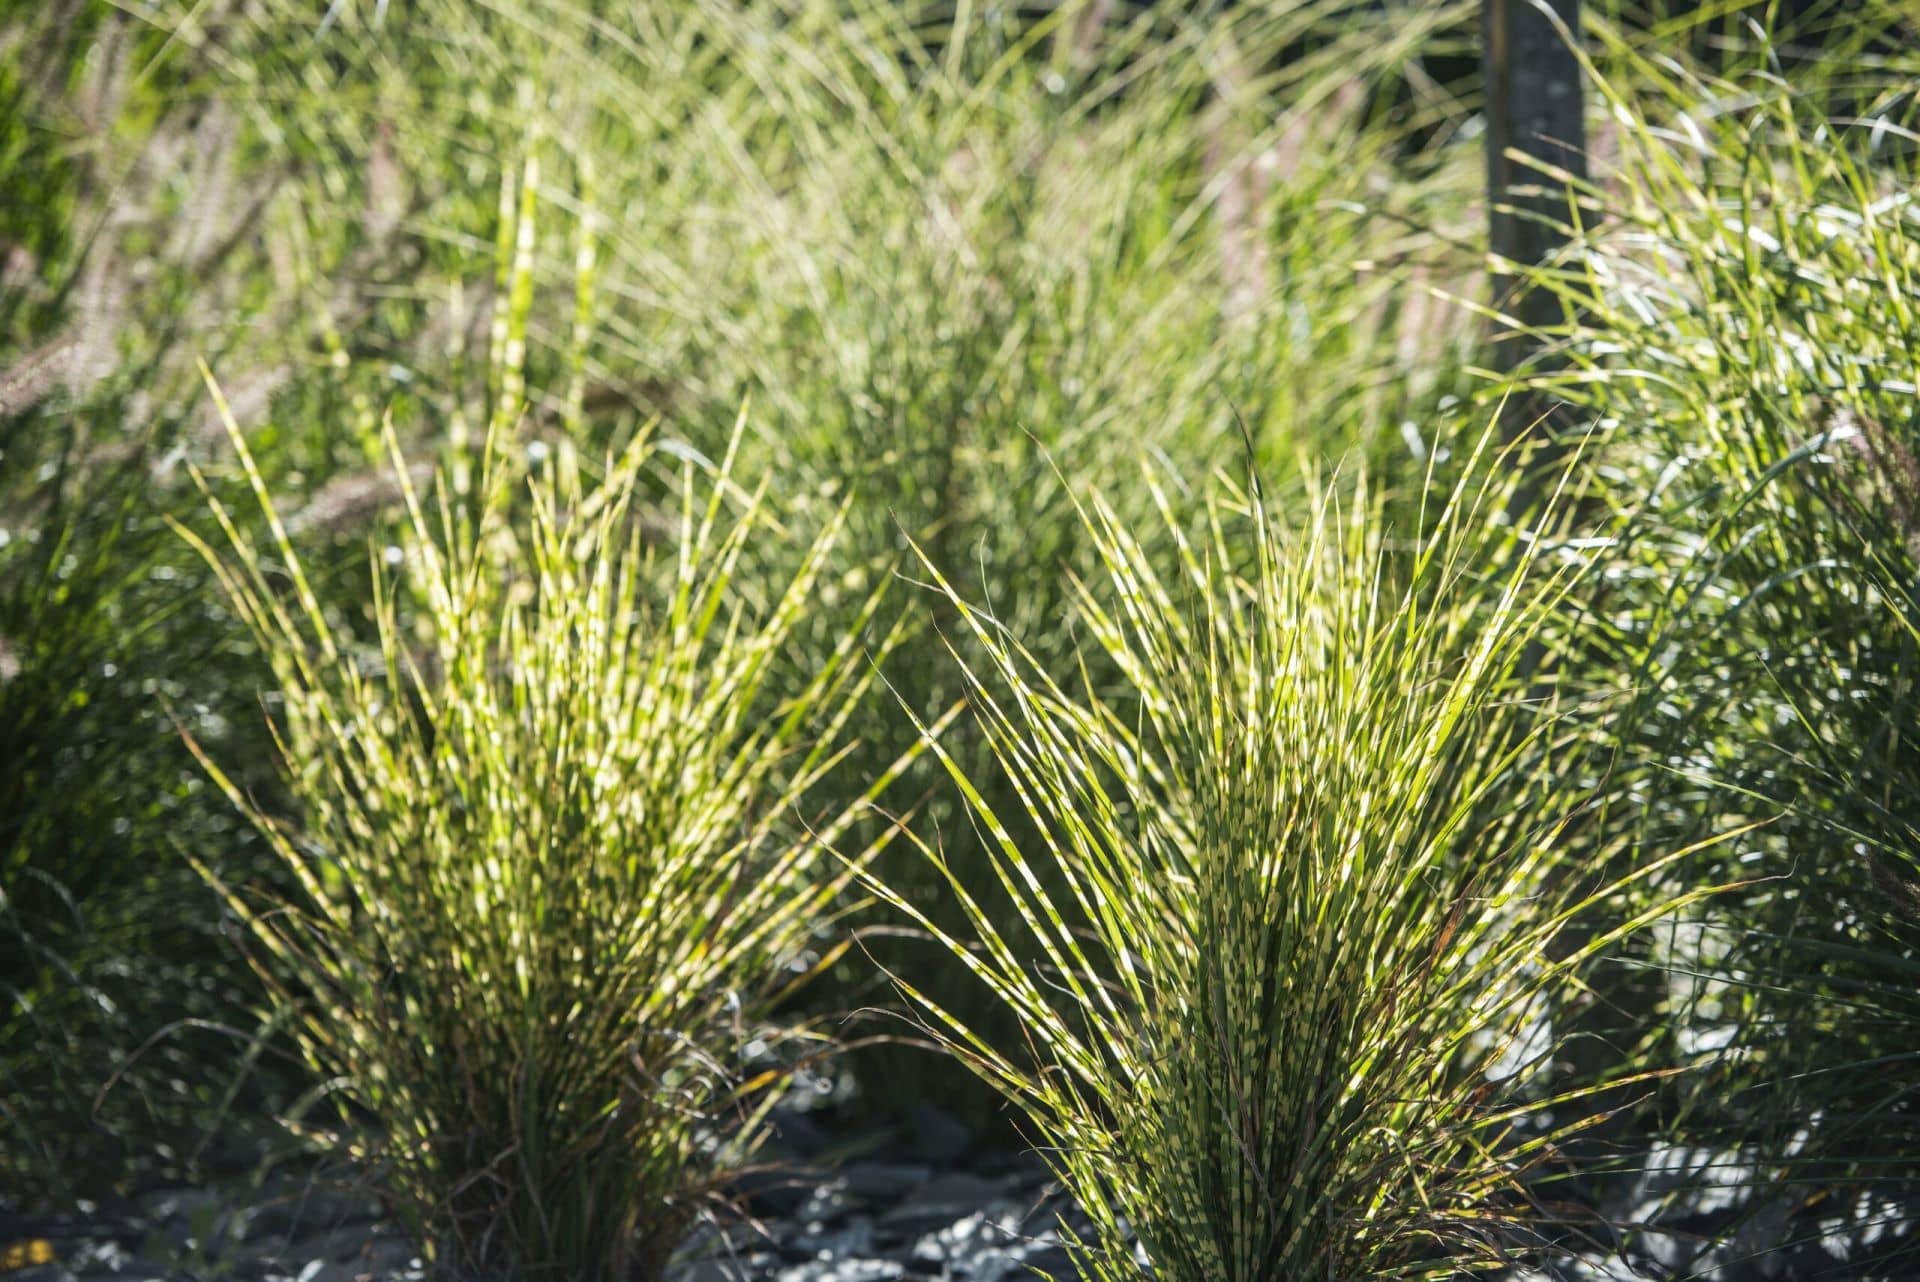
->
[5, 1106, 1914, 1282]
[0, 1102, 1093, 1282]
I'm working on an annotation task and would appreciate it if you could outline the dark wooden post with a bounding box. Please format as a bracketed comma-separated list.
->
[1483, 0, 1586, 451]
[1486, 0, 1662, 1161]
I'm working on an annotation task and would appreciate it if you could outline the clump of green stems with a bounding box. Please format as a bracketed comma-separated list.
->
[648, 0, 1488, 1101]
[177, 389, 917, 1282]
[52, 0, 1493, 1126]
[1509, 29, 1920, 1259]
[867, 437, 1725, 1281]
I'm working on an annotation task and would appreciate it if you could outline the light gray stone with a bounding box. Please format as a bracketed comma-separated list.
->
[878, 1173, 1010, 1234]
[840, 1163, 931, 1202]
[773, 1260, 904, 1282]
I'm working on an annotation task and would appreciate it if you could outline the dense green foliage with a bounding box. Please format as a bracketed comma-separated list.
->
[2, 0, 1916, 1278]
[865, 446, 1732, 1280]
[1534, 39, 1920, 1259]
[181, 398, 912, 1282]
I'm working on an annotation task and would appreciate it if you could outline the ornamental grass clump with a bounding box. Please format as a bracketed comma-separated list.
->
[1513, 34, 1920, 1252]
[870, 446, 1714, 1281]
[179, 394, 910, 1282]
